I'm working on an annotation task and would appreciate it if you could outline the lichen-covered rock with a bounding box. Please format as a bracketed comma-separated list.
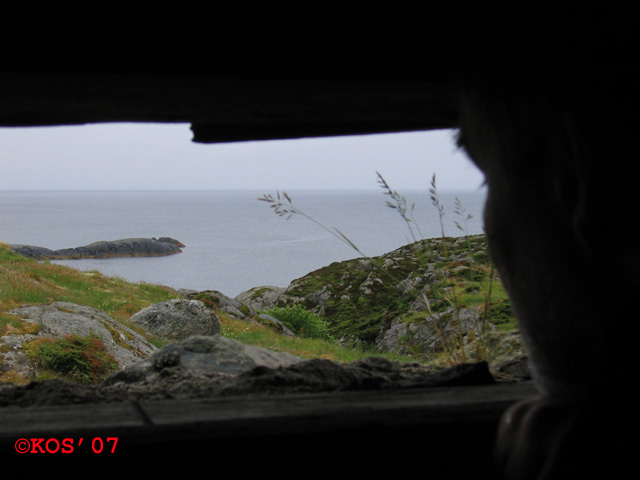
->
[3, 302, 157, 377]
[237, 235, 507, 349]
[186, 289, 255, 320]
[375, 307, 496, 355]
[234, 286, 286, 312]
[129, 299, 220, 340]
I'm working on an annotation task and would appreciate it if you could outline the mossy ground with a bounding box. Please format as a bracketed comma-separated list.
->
[271, 235, 515, 348]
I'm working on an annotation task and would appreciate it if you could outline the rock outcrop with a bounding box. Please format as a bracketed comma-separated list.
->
[186, 289, 255, 320]
[184, 289, 294, 336]
[0, 334, 497, 406]
[230, 235, 528, 379]
[103, 335, 304, 389]
[2, 302, 157, 380]
[234, 286, 287, 313]
[234, 236, 509, 345]
[129, 299, 221, 341]
[375, 307, 496, 354]
[9, 237, 184, 259]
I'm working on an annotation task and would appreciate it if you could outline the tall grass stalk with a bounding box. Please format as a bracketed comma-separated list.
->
[258, 192, 368, 258]
[376, 171, 424, 243]
[376, 172, 466, 361]
[476, 263, 495, 361]
[259, 173, 497, 366]
[429, 174, 450, 260]
[454, 196, 474, 251]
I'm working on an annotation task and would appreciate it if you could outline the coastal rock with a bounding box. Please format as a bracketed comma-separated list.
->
[129, 299, 221, 340]
[9, 237, 184, 260]
[234, 286, 286, 312]
[6, 245, 56, 259]
[2, 302, 157, 379]
[182, 290, 296, 337]
[375, 307, 496, 355]
[238, 236, 511, 350]
[186, 290, 255, 320]
[101, 335, 304, 395]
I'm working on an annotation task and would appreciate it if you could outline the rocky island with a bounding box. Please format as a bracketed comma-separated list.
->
[8, 237, 184, 260]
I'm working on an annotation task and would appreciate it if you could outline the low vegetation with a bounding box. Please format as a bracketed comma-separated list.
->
[0, 243, 179, 327]
[265, 304, 334, 341]
[24, 334, 118, 385]
[218, 310, 416, 364]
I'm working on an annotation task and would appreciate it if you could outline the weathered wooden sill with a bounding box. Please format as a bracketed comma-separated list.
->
[0, 381, 536, 475]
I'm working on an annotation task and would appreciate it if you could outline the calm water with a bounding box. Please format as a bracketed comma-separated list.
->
[0, 189, 486, 297]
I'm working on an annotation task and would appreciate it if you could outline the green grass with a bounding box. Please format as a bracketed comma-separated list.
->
[1, 242, 184, 383]
[265, 304, 334, 341]
[219, 312, 422, 364]
[0, 243, 180, 324]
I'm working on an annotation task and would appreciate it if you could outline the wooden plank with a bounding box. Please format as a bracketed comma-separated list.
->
[142, 381, 536, 427]
[0, 401, 145, 435]
[0, 381, 536, 439]
[0, 382, 537, 475]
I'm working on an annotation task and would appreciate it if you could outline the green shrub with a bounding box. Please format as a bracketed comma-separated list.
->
[486, 302, 516, 330]
[25, 334, 118, 385]
[265, 304, 333, 341]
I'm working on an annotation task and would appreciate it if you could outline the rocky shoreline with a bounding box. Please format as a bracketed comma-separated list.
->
[8, 237, 184, 259]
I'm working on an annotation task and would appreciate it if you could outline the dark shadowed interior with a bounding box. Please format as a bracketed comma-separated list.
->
[1, 18, 637, 478]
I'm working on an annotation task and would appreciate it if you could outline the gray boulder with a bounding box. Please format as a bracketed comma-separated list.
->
[129, 299, 221, 340]
[102, 335, 492, 399]
[4, 302, 157, 378]
[103, 335, 303, 389]
[185, 290, 255, 320]
[234, 286, 285, 312]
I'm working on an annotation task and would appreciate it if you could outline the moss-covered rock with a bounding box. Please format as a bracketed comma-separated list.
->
[234, 234, 517, 357]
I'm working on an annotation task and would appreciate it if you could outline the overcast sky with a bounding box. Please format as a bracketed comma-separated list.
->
[0, 123, 485, 191]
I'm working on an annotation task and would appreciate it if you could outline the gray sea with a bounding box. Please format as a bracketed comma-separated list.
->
[0, 189, 487, 298]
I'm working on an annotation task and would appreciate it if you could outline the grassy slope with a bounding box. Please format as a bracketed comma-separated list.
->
[0, 243, 179, 336]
